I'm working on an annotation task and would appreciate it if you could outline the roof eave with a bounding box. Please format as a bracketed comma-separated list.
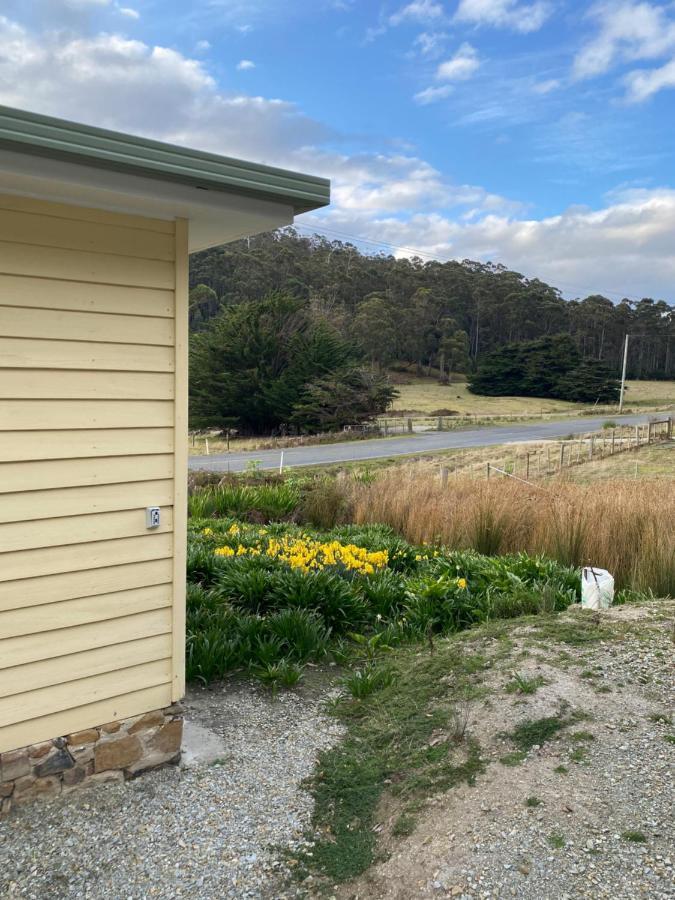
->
[0, 105, 330, 215]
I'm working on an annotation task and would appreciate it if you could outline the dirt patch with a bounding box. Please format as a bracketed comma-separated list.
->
[336, 604, 675, 900]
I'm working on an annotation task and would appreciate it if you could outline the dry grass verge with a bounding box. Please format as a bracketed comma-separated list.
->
[351, 474, 674, 593]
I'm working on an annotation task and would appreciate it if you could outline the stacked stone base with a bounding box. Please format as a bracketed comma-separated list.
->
[0, 704, 183, 815]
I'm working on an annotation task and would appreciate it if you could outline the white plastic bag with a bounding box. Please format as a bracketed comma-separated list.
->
[581, 567, 614, 610]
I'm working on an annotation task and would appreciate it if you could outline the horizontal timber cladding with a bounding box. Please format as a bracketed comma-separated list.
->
[0, 455, 174, 494]
[0, 195, 182, 754]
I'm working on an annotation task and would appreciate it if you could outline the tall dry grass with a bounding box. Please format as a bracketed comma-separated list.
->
[350, 472, 674, 593]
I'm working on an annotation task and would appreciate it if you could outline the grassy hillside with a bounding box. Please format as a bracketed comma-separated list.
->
[387, 375, 675, 416]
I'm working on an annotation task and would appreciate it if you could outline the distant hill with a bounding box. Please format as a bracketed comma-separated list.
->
[189, 228, 674, 380]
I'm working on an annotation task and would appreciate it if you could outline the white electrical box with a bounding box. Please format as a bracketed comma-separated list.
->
[146, 507, 161, 529]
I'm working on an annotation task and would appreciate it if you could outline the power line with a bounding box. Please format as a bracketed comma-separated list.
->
[290, 221, 660, 305]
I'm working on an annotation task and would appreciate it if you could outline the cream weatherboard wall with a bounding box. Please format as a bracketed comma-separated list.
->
[0, 194, 188, 754]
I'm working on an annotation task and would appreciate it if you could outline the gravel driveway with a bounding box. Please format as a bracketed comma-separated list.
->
[0, 681, 342, 899]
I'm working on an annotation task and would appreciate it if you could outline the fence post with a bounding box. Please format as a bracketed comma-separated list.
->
[440, 466, 449, 487]
[648, 421, 653, 444]
[588, 436, 594, 460]
[486, 462, 491, 480]
[437, 416, 443, 431]
[546, 445, 551, 472]
[407, 417, 413, 434]
[668, 416, 673, 439]
[205, 438, 210, 456]
[384, 419, 388, 436]
[635, 424, 639, 448]
[611, 428, 615, 455]
[559, 443, 565, 471]
[526, 452, 530, 479]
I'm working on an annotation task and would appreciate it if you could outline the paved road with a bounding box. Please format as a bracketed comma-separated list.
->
[189, 412, 669, 473]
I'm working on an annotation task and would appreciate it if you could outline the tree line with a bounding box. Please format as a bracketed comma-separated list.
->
[189, 228, 674, 381]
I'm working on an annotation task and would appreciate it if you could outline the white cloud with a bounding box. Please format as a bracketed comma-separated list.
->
[436, 42, 480, 80]
[389, 1, 444, 26]
[117, 6, 140, 19]
[624, 58, 675, 101]
[237, 59, 256, 70]
[455, 0, 551, 33]
[0, 18, 326, 160]
[413, 31, 447, 58]
[531, 77, 560, 94]
[574, 1, 675, 80]
[414, 84, 455, 104]
[304, 187, 675, 300]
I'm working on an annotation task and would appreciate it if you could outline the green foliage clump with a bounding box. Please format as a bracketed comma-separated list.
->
[189, 292, 396, 433]
[469, 334, 620, 404]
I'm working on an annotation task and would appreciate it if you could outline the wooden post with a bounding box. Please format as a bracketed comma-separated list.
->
[440, 466, 449, 486]
[437, 416, 443, 431]
[279, 451, 284, 475]
[486, 462, 491, 480]
[384, 419, 388, 436]
[407, 417, 413, 434]
[635, 424, 639, 448]
[611, 428, 615, 455]
[588, 436, 594, 460]
[648, 421, 653, 444]
[526, 452, 530, 479]
[205, 438, 210, 456]
[546, 445, 551, 473]
[559, 443, 565, 471]
[668, 416, 673, 439]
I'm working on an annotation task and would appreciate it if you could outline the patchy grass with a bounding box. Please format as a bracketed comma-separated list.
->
[508, 714, 573, 752]
[554, 765, 569, 774]
[499, 751, 527, 767]
[622, 830, 647, 843]
[296, 641, 488, 883]
[548, 832, 567, 849]
[525, 796, 543, 807]
[505, 672, 547, 695]
[648, 712, 673, 725]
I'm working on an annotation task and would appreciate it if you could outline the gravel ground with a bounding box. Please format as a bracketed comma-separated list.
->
[0, 680, 342, 899]
[347, 603, 675, 900]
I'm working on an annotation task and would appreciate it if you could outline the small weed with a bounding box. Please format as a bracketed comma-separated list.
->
[621, 830, 647, 843]
[508, 715, 568, 751]
[525, 796, 542, 807]
[570, 731, 595, 742]
[554, 765, 569, 774]
[580, 670, 598, 679]
[596, 685, 612, 694]
[392, 813, 417, 837]
[500, 751, 527, 767]
[343, 664, 394, 699]
[648, 712, 673, 725]
[505, 672, 546, 695]
[255, 658, 303, 689]
[548, 832, 566, 849]
[569, 747, 588, 763]
[664, 735, 675, 744]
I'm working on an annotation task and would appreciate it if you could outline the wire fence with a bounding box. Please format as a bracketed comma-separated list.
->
[437, 418, 672, 483]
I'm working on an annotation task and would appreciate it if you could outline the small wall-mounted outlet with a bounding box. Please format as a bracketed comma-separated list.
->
[146, 507, 161, 529]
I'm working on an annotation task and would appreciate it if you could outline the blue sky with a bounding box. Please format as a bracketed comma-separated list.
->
[3, 0, 675, 300]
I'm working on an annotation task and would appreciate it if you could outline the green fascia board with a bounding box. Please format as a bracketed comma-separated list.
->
[0, 105, 330, 214]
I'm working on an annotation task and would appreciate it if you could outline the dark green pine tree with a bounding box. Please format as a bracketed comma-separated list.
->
[189, 292, 395, 433]
[554, 360, 621, 404]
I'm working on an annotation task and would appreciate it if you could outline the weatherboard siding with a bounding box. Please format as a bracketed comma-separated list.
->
[0, 196, 186, 754]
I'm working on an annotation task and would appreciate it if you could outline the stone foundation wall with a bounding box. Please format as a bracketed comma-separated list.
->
[0, 703, 183, 815]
